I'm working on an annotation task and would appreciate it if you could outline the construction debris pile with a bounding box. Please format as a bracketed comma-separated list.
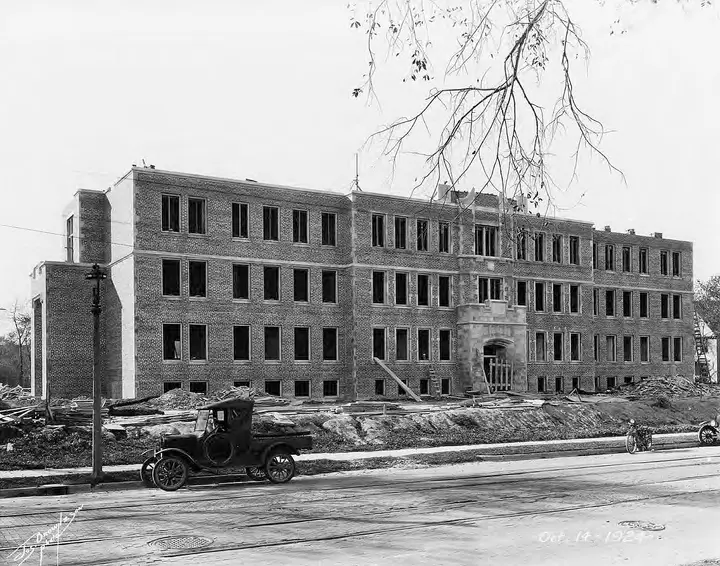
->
[613, 376, 720, 399]
[0, 385, 35, 407]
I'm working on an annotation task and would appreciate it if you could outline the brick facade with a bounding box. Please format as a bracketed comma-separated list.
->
[30, 168, 695, 400]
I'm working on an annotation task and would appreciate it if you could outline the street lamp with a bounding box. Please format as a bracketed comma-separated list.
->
[85, 264, 107, 485]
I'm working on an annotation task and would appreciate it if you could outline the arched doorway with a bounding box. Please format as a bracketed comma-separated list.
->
[483, 339, 513, 392]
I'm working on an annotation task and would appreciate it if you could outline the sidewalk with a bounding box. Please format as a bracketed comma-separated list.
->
[0, 432, 698, 480]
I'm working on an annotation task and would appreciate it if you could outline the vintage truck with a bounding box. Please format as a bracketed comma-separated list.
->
[140, 397, 313, 491]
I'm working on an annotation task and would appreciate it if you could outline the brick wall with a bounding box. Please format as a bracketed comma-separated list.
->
[77, 191, 110, 264]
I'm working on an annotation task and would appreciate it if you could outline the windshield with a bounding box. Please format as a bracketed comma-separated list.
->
[194, 410, 211, 432]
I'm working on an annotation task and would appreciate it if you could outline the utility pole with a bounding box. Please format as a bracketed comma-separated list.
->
[85, 264, 106, 485]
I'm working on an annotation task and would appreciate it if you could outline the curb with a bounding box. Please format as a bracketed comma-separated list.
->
[0, 438, 701, 499]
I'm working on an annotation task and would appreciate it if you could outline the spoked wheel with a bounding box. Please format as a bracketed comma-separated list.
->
[626, 433, 637, 454]
[645, 436, 653, 452]
[246, 467, 268, 481]
[152, 456, 189, 491]
[264, 451, 296, 484]
[140, 457, 156, 487]
[699, 426, 717, 446]
[203, 433, 235, 467]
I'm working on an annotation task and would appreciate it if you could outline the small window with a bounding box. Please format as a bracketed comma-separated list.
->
[234, 381, 251, 388]
[418, 329, 431, 361]
[480, 278, 502, 303]
[555, 377, 564, 393]
[232, 203, 249, 238]
[292, 210, 308, 243]
[373, 328, 386, 359]
[397, 378, 410, 396]
[161, 195, 180, 232]
[475, 225, 497, 256]
[395, 273, 408, 305]
[162, 259, 181, 296]
[623, 336, 633, 362]
[264, 266, 281, 301]
[553, 332, 563, 361]
[439, 276, 451, 307]
[673, 337, 682, 362]
[189, 324, 207, 361]
[323, 380, 339, 397]
[552, 234, 563, 263]
[604, 245, 615, 271]
[592, 243, 598, 269]
[321, 212, 336, 246]
[570, 333, 580, 361]
[640, 292, 649, 318]
[322, 270, 337, 303]
[371, 214, 385, 247]
[535, 332, 547, 362]
[417, 219, 429, 251]
[66, 215, 74, 262]
[189, 381, 207, 394]
[537, 377, 547, 393]
[552, 284, 562, 313]
[163, 324, 181, 360]
[264, 327, 281, 361]
[606, 377, 616, 390]
[570, 285, 579, 313]
[294, 268, 309, 302]
[439, 330, 451, 361]
[419, 379, 429, 395]
[396, 328, 409, 361]
[188, 198, 206, 234]
[265, 380, 281, 396]
[534, 233, 545, 262]
[606, 335, 617, 362]
[622, 246, 631, 272]
[660, 251, 669, 275]
[294, 380, 310, 397]
[624, 376, 633, 385]
[372, 271, 386, 304]
[517, 281, 527, 307]
[672, 295, 682, 319]
[233, 264, 249, 300]
[323, 328, 338, 361]
[640, 336, 650, 362]
[623, 291, 632, 318]
[375, 379, 385, 396]
[263, 206, 279, 241]
[593, 335, 599, 362]
[417, 274, 430, 306]
[535, 282, 545, 312]
[672, 252, 681, 276]
[639, 248, 648, 274]
[233, 326, 250, 361]
[661, 337, 670, 361]
[593, 289, 599, 316]
[517, 230, 527, 260]
[605, 290, 615, 317]
[569, 236, 580, 265]
[572, 377, 580, 390]
[294, 327, 310, 361]
[441, 378, 450, 395]
[189, 261, 207, 297]
[661, 294, 669, 319]
[439, 222, 450, 253]
[163, 381, 181, 393]
[394, 217, 407, 249]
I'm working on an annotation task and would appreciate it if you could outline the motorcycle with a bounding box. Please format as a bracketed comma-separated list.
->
[698, 417, 719, 445]
[626, 419, 653, 454]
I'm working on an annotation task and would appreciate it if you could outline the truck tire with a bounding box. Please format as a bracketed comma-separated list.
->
[264, 450, 296, 484]
[203, 432, 235, 467]
[152, 456, 189, 491]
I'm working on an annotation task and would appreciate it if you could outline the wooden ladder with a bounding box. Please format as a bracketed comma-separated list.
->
[429, 365, 442, 398]
[694, 311, 711, 381]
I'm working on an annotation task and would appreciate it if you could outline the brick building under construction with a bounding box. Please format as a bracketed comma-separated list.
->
[29, 167, 695, 400]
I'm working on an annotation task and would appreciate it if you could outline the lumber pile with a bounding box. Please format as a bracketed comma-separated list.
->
[107, 410, 197, 428]
[0, 384, 35, 405]
[213, 386, 291, 407]
[51, 400, 109, 425]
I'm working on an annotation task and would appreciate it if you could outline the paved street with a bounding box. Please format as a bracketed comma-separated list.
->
[2, 447, 720, 566]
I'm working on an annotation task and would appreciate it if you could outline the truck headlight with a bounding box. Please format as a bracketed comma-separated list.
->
[711, 420, 717, 428]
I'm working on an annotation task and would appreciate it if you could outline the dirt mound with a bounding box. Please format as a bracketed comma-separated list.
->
[614, 376, 720, 398]
[147, 389, 208, 410]
[213, 386, 291, 407]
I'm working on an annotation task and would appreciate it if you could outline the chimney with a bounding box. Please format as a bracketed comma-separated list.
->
[438, 183, 452, 200]
[653, 232, 663, 239]
[627, 229, 635, 235]
[604, 226, 611, 232]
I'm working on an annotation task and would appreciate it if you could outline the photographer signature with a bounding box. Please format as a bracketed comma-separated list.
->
[8, 505, 83, 566]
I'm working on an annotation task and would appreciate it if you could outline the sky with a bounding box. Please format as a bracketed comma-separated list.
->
[1, 0, 719, 333]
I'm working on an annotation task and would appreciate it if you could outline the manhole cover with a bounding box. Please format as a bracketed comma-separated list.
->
[149, 535, 213, 551]
[617, 521, 666, 531]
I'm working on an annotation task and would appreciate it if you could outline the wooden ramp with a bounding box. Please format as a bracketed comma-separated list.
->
[373, 357, 422, 402]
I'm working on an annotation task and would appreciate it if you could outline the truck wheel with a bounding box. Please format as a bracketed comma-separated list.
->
[152, 456, 188, 491]
[140, 457, 156, 487]
[203, 433, 235, 467]
[699, 426, 717, 445]
[246, 467, 267, 481]
[264, 451, 296, 484]
[625, 433, 637, 454]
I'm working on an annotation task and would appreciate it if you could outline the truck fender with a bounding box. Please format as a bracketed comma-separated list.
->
[261, 443, 300, 462]
[154, 448, 202, 471]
